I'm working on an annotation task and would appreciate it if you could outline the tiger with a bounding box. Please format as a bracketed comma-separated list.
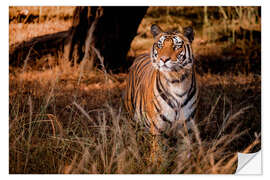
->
[124, 24, 198, 136]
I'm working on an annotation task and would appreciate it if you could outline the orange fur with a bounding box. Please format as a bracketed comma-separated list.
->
[124, 25, 198, 135]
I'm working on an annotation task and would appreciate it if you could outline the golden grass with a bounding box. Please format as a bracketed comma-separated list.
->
[9, 57, 261, 173]
[9, 20, 72, 45]
[9, 6, 75, 20]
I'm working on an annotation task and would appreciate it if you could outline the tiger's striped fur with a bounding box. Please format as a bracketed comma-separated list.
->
[124, 24, 198, 135]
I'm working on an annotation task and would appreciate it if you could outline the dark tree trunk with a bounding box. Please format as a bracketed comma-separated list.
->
[9, 6, 148, 72]
[67, 6, 148, 72]
[63, 7, 98, 67]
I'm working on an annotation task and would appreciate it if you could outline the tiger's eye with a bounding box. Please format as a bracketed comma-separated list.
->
[157, 41, 162, 49]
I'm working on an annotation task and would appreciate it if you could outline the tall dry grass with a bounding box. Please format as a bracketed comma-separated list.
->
[9, 44, 260, 174]
[9, 75, 260, 174]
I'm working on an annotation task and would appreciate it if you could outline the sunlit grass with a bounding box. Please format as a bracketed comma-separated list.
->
[9, 57, 261, 173]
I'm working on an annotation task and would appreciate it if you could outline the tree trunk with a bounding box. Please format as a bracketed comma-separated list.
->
[9, 6, 148, 73]
[66, 6, 148, 72]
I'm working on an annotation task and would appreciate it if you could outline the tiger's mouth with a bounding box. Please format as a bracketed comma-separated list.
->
[154, 60, 192, 72]
[155, 60, 178, 71]
[158, 64, 170, 71]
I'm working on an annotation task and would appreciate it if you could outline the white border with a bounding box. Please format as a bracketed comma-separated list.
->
[1, 0, 9, 176]
[8, 0, 262, 6]
[3, 0, 269, 179]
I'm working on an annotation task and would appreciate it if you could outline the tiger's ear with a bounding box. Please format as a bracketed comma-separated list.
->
[151, 24, 163, 38]
[183, 26, 194, 43]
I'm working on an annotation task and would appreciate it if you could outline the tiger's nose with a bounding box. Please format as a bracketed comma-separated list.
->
[160, 56, 171, 63]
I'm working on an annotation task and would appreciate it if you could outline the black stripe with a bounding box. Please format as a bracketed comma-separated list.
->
[172, 67, 179, 72]
[129, 75, 136, 111]
[132, 60, 150, 105]
[144, 120, 150, 129]
[154, 101, 160, 113]
[182, 46, 187, 61]
[191, 108, 197, 119]
[133, 57, 145, 71]
[186, 44, 191, 58]
[169, 73, 188, 84]
[160, 114, 172, 125]
[175, 71, 192, 98]
[179, 71, 189, 82]
[161, 94, 175, 109]
[181, 85, 196, 108]
[138, 97, 143, 117]
[136, 58, 150, 75]
[187, 44, 193, 63]
[158, 73, 178, 105]
[182, 61, 188, 67]
[156, 75, 176, 109]
[145, 118, 151, 129]
[186, 108, 197, 121]
[140, 99, 151, 128]
[133, 88, 139, 109]
[170, 72, 188, 84]
[171, 79, 180, 83]
[188, 71, 196, 95]
[176, 72, 193, 98]
[152, 45, 158, 60]
[142, 109, 151, 129]
[181, 73, 196, 108]
[135, 54, 149, 63]
[137, 97, 147, 126]
[133, 55, 149, 70]
[152, 121, 160, 132]
[181, 44, 193, 67]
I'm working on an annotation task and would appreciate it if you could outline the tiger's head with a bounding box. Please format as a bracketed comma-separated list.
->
[150, 24, 195, 72]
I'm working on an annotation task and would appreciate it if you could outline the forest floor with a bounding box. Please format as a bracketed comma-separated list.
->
[9, 7, 261, 174]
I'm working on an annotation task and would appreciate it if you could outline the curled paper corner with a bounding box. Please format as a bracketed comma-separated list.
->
[235, 150, 261, 175]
